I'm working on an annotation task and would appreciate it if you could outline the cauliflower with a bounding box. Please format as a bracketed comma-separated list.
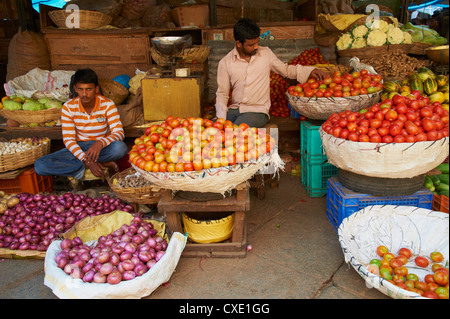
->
[352, 25, 369, 38]
[336, 33, 353, 50]
[402, 31, 412, 44]
[387, 27, 404, 44]
[366, 29, 387, 47]
[368, 19, 390, 33]
[351, 37, 367, 49]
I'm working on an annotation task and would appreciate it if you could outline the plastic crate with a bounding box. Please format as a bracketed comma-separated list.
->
[0, 168, 53, 194]
[432, 194, 449, 214]
[326, 177, 434, 231]
[301, 154, 337, 197]
[288, 103, 301, 118]
[300, 120, 327, 163]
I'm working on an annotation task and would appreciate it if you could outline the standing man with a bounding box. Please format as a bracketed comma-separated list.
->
[35, 68, 127, 180]
[215, 18, 327, 127]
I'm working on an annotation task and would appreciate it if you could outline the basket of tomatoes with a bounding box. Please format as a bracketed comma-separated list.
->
[319, 92, 450, 179]
[128, 116, 283, 194]
[286, 69, 383, 120]
[338, 205, 449, 299]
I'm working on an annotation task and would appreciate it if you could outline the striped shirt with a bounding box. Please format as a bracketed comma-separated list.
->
[61, 95, 125, 161]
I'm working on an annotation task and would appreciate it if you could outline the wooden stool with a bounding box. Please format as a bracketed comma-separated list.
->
[68, 168, 108, 191]
[157, 183, 250, 258]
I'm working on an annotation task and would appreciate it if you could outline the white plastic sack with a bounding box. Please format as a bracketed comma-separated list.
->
[4, 67, 74, 102]
[338, 205, 449, 299]
[44, 232, 186, 299]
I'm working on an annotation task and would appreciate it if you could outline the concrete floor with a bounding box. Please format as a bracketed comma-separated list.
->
[0, 171, 388, 300]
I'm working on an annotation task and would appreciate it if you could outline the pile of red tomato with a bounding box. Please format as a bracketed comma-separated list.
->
[321, 91, 450, 143]
[368, 245, 449, 299]
[269, 72, 290, 118]
[288, 69, 383, 99]
[288, 47, 328, 66]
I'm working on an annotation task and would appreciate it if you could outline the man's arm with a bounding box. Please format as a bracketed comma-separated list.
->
[215, 59, 231, 120]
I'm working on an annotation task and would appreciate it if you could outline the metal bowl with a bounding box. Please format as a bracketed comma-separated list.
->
[426, 45, 449, 65]
[151, 36, 191, 57]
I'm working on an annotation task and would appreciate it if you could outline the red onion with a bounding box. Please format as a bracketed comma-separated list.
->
[147, 259, 156, 269]
[107, 270, 122, 285]
[83, 270, 95, 282]
[97, 251, 110, 264]
[93, 272, 106, 283]
[155, 251, 165, 262]
[122, 270, 136, 281]
[134, 263, 148, 276]
[121, 260, 135, 271]
[99, 262, 114, 275]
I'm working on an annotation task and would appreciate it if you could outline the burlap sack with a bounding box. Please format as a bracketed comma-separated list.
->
[141, 4, 173, 28]
[120, 0, 155, 20]
[117, 87, 143, 128]
[6, 29, 50, 82]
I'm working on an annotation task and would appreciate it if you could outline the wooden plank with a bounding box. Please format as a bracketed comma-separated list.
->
[216, 0, 296, 10]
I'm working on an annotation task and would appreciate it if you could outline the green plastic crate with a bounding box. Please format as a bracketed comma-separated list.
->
[300, 120, 327, 164]
[301, 154, 338, 197]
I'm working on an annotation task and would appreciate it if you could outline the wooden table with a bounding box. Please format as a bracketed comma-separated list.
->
[158, 182, 250, 258]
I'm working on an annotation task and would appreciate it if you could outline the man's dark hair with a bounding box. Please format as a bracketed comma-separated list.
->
[69, 68, 99, 98]
[233, 18, 260, 44]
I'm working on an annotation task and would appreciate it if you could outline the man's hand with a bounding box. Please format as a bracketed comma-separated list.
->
[309, 68, 328, 82]
[85, 140, 104, 163]
[85, 160, 107, 178]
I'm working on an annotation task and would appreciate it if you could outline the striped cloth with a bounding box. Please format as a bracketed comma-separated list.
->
[61, 95, 125, 161]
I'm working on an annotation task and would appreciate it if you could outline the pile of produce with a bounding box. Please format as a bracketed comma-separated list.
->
[54, 216, 167, 284]
[367, 245, 449, 299]
[382, 67, 449, 110]
[424, 163, 449, 198]
[360, 53, 429, 80]
[400, 22, 448, 46]
[0, 95, 62, 111]
[288, 48, 328, 66]
[321, 91, 449, 143]
[0, 192, 135, 252]
[288, 69, 383, 98]
[269, 72, 290, 117]
[113, 172, 153, 188]
[0, 137, 50, 156]
[129, 116, 276, 174]
[336, 20, 412, 50]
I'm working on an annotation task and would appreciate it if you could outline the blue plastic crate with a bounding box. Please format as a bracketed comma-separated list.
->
[301, 154, 337, 197]
[288, 103, 301, 118]
[300, 121, 327, 163]
[326, 177, 434, 232]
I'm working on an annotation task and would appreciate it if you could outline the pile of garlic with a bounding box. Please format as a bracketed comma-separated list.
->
[0, 137, 50, 156]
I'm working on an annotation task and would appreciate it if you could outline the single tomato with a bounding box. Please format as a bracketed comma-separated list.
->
[415, 256, 429, 268]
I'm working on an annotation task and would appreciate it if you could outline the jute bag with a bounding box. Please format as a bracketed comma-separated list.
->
[6, 29, 50, 82]
[117, 87, 144, 128]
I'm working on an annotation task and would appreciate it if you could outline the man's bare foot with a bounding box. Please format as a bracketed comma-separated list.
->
[101, 161, 119, 172]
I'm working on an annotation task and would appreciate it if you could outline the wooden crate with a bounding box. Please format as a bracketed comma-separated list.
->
[142, 77, 203, 121]
[43, 28, 150, 78]
[158, 183, 250, 257]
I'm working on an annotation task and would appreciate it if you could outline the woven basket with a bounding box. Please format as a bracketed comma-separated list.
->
[132, 150, 285, 195]
[338, 45, 388, 58]
[344, 16, 395, 32]
[107, 167, 162, 205]
[150, 47, 176, 66]
[99, 79, 129, 106]
[314, 31, 342, 47]
[0, 108, 61, 125]
[0, 141, 51, 173]
[387, 44, 412, 55]
[318, 14, 341, 32]
[410, 42, 434, 55]
[287, 91, 382, 120]
[320, 128, 450, 178]
[313, 64, 352, 76]
[181, 46, 211, 64]
[48, 10, 112, 29]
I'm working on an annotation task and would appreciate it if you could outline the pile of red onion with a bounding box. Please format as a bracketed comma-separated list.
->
[55, 216, 167, 285]
[0, 192, 135, 251]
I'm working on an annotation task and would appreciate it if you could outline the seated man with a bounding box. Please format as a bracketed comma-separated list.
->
[35, 68, 127, 180]
[215, 18, 327, 128]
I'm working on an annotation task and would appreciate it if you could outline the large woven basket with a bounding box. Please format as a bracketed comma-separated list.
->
[338, 45, 388, 58]
[320, 128, 449, 178]
[313, 64, 352, 76]
[410, 42, 434, 55]
[48, 10, 112, 29]
[0, 140, 51, 172]
[131, 150, 285, 195]
[99, 79, 129, 106]
[287, 91, 382, 120]
[107, 167, 162, 205]
[338, 205, 448, 299]
[0, 108, 61, 125]
[181, 46, 211, 64]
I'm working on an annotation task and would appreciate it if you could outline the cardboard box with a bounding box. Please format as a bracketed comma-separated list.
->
[170, 5, 209, 28]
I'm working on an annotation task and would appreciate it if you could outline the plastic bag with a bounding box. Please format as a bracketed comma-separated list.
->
[182, 213, 234, 244]
[5, 67, 74, 102]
